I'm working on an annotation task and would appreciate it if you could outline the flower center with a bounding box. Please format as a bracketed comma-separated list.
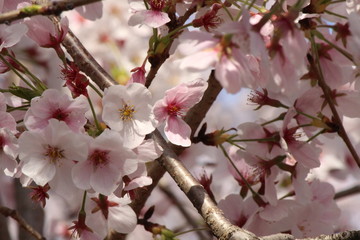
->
[89, 150, 110, 167]
[118, 104, 135, 121]
[51, 108, 69, 121]
[148, 0, 165, 11]
[44, 145, 64, 164]
[167, 104, 181, 116]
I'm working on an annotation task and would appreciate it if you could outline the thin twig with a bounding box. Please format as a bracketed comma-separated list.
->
[0, 206, 46, 240]
[0, 0, 101, 24]
[144, 5, 197, 88]
[334, 185, 360, 200]
[309, 31, 360, 168]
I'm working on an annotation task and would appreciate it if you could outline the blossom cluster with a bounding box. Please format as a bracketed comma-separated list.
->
[1, 0, 360, 239]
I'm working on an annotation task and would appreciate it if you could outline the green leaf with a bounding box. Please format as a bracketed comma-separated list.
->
[8, 85, 42, 101]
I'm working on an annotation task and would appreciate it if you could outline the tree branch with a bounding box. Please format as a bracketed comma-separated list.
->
[334, 185, 360, 200]
[0, 206, 46, 240]
[0, 0, 101, 24]
[56, 6, 360, 240]
[144, 5, 197, 88]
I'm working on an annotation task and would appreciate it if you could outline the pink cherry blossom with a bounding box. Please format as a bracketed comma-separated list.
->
[71, 129, 138, 196]
[281, 108, 322, 169]
[25, 15, 68, 54]
[128, 0, 170, 28]
[102, 83, 157, 149]
[0, 23, 27, 51]
[153, 79, 208, 146]
[85, 194, 137, 238]
[179, 11, 268, 94]
[129, 65, 146, 85]
[24, 89, 89, 133]
[18, 119, 88, 188]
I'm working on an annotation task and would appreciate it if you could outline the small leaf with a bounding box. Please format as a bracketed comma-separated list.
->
[8, 85, 42, 101]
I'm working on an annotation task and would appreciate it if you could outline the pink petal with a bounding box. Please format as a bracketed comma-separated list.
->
[91, 164, 121, 195]
[72, 161, 92, 190]
[142, 10, 170, 28]
[165, 116, 191, 147]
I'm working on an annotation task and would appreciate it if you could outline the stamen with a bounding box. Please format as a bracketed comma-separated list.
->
[167, 104, 181, 116]
[44, 145, 64, 164]
[118, 104, 135, 121]
[89, 150, 110, 167]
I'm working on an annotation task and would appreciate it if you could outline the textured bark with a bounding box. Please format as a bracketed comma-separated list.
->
[0, 0, 102, 24]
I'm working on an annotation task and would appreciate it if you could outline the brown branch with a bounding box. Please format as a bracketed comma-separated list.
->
[334, 185, 360, 200]
[0, 206, 46, 240]
[298, 231, 360, 240]
[152, 130, 259, 240]
[0, 0, 101, 24]
[55, 6, 360, 240]
[144, 5, 197, 88]
[51, 16, 117, 89]
[128, 71, 223, 217]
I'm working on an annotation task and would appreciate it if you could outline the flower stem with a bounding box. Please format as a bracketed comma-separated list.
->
[0, 54, 37, 91]
[87, 96, 102, 132]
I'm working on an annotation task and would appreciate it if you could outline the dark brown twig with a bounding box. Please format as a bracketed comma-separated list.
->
[334, 185, 360, 200]
[0, 206, 46, 240]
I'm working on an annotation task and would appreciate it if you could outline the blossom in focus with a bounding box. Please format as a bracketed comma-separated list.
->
[18, 119, 88, 187]
[24, 89, 89, 133]
[102, 83, 157, 149]
[153, 79, 208, 146]
[72, 129, 138, 196]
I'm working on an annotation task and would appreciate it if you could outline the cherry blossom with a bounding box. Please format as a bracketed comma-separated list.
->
[24, 89, 89, 133]
[102, 83, 156, 149]
[1, 0, 360, 239]
[25, 16, 69, 48]
[18, 119, 88, 187]
[0, 23, 27, 51]
[85, 194, 137, 238]
[128, 0, 170, 28]
[129, 65, 146, 85]
[153, 79, 208, 146]
[71, 129, 138, 196]
[281, 108, 322, 168]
